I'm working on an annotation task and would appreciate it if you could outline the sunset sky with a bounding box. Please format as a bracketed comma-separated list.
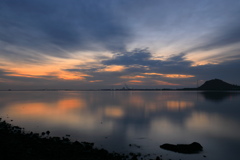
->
[1, 0, 240, 89]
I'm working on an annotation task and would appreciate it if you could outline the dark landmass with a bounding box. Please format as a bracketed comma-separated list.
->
[0, 118, 166, 160]
[0, 118, 125, 160]
[197, 79, 240, 90]
[160, 142, 203, 154]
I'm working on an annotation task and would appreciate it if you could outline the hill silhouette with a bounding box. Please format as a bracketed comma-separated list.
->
[198, 79, 240, 90]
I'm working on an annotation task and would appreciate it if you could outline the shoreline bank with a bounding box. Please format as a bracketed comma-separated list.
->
[0, 118, 162, 160]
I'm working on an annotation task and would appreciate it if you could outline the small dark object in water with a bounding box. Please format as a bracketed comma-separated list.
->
[160, 142, 203, 154]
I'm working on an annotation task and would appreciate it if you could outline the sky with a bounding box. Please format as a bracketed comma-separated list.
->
[0, 0, 240, 90]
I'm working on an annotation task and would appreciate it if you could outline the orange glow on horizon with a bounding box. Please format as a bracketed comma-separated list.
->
[163, 74, 195, 78]
[89, 80, 103, 83]
[57, 70, 91, 80]
[154, 80, 179, 86]
[97, 65, 126, 72]
[2, 64, 91, 80]
[120, 75, 146, 79]
[128, 80, 143, 83]
[0, 55, 95, 81]
[143, 73, 195, 78]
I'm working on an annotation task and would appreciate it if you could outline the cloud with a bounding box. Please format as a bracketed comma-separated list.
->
[189, 26, 240, 53]
[63, 48, 240, 88]
[0, 0, 132, 59]
[1, 0, 240, 89]
[103, 48, 158, 66]
[186, 6, 240, 53]
[103, 49, 193, 74]
[2, 46, 240, 89]
[62, 49, 195, 87]
[1, 0, 239, 61]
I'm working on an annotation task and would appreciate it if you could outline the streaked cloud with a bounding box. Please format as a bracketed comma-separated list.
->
[0, 0, 240, 89]
[0, 0, 132, 59]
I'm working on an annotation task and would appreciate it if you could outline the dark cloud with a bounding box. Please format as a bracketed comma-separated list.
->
[103, 49, 192, 74]
[63, 48, 240, 88]
[103, 48, 158, 66]
[64, 67, 100, 73]
[0, 0, 132, 58]
[2, 47, 240, 89]
[1, 0, 239, 58]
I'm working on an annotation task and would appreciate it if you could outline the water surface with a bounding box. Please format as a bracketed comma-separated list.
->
[0, 91, 240, 160]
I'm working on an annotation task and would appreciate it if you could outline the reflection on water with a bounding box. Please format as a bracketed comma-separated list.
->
[104, 106, 125, 118]
[186, 112, 240, 140]
[0, 91, 240, 160]
[200, 91, 239, 102]
[166, 101, 194, 111]
[3, 97, 87, 127]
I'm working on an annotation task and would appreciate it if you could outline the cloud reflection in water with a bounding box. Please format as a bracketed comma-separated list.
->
[0, 91, 240, 160]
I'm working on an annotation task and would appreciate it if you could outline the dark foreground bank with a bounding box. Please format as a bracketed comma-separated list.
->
[0, 118, 165, 160]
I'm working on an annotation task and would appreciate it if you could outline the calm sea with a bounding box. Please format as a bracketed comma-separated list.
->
[0, 91, 240, 160]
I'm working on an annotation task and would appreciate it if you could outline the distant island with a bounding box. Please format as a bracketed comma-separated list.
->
[197, 79, 240, 90]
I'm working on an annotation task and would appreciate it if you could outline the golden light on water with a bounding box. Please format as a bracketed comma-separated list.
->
[166, 101, 194, 110]
[104, 107, 125, 118]
[4, 98, 85, 121]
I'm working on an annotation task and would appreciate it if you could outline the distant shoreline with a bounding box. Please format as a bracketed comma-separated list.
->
[3, 78, 239, 91]
[1, 88, 240, 91]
